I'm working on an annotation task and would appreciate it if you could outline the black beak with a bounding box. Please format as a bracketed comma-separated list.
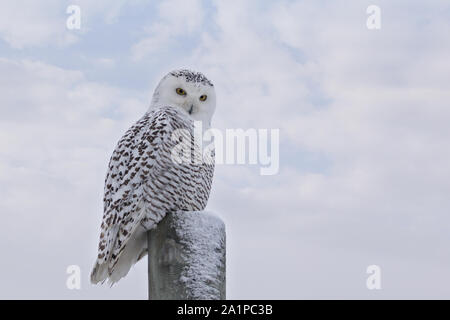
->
[188, 105, 194, 115]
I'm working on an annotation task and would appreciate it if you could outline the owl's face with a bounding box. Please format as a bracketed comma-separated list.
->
[152, 70, 216, 125]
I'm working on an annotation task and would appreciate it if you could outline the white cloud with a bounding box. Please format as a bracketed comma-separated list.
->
[0, 1, 77, 48]
[131, 0, 205, 60]
[0, 0, 144, 49]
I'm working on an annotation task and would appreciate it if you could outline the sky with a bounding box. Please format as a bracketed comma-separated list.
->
[0, 0, 450, 299]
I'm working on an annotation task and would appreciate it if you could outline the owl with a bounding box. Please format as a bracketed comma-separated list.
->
[90, 70, 216, 284]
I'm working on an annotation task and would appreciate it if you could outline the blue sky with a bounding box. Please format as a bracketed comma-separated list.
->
[1, 0, 450, 299]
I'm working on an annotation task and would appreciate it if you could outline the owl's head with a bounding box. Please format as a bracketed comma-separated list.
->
[151, 69, 216, 125]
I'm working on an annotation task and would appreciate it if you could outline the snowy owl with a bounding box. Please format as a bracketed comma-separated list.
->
[91, 70, 216, 284]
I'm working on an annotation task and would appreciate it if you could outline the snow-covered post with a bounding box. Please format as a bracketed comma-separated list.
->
[147, 211, 226, 300]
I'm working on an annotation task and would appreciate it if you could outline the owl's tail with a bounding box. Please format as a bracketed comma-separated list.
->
[90, 261, 109, 284]
[90, 225, 148, 285]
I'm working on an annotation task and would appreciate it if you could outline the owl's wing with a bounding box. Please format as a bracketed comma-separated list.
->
[91, 107, 189, 284]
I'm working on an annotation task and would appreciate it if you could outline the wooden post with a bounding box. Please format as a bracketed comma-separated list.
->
[147, 211, 226, 300]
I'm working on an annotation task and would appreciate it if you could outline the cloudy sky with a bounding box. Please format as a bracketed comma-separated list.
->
[1, 0, 449, 299]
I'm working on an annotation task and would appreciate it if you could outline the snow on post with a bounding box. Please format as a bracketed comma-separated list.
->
[147, 211, 226, 300]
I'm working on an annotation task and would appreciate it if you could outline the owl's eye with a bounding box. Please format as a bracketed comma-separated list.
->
[176, 88, 187, 96]
[199, 95, 207, 101]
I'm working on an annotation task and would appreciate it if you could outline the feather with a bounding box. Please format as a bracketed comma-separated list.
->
[91, 105, 215, 284]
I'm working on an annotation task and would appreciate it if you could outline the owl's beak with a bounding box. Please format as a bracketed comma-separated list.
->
[188, 105, 194, 115]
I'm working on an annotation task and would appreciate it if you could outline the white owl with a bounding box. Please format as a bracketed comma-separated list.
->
[91, 70, 216, 284]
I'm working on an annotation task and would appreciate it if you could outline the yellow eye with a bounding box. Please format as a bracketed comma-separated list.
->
[199, 95, 207, 101]
[176, 88, 186, 96]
